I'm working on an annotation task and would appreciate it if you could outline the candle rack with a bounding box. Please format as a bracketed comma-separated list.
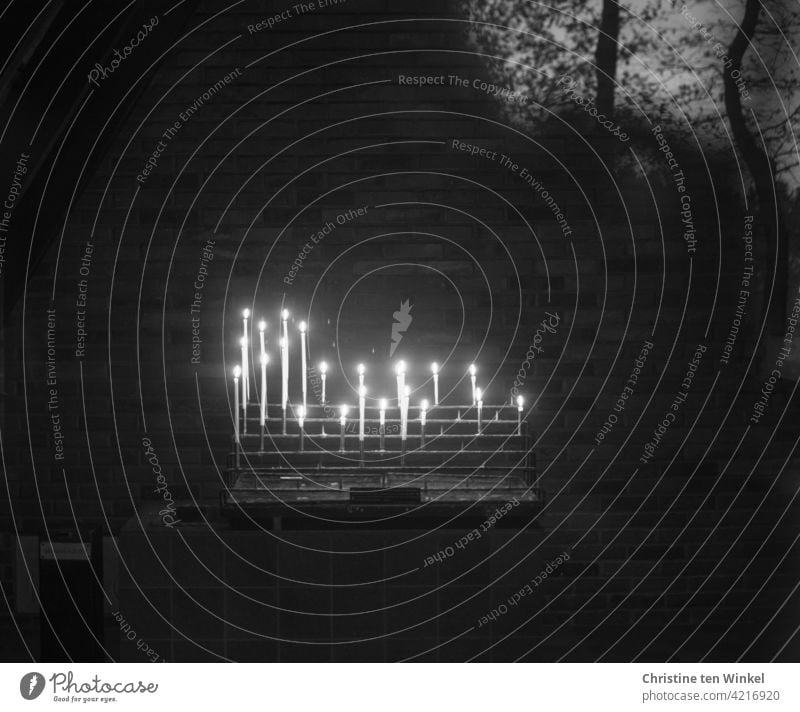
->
[223, 400, 542, 522]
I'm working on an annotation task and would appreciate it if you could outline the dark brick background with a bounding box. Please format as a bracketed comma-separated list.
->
[1, 0, 798, 661]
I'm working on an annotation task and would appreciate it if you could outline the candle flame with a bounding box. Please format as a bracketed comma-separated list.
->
[298, 406, 305, 419]
[395, 360, 406, 375]
[357, 363, 365, 375]
[517, 394, 524, 408]
[281, 309, 289, 320]
[421, 399, 428, 411]
[299, 321, 307, 332]
[476, 387, 482, 402]
[340, 404, 349, 417]
[242, 308, 250, 319]
[233, 365, 241, 378]
[431, 362, 439, 374]
[469, 364, 477, 376]
[319, 361, 328, 374]
[359, 385, 367, 397]
[379, 398, 387, 410]
[258, 320, 266, 332]
[404, 385, 410, 397]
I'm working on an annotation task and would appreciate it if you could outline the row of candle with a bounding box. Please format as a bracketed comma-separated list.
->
[232, 308, 526, 443]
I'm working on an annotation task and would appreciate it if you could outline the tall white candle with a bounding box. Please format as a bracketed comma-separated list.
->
[401, 384, 410, 441]
[357, 363, 365, 390]
[431, 362, 439, 405]
[280, 336, 288, 411]
[476, 386, 483, 434]
[517, 394, 524, 435]
[281, 309, 289, 408]
[242, 309, 250, 401]
[379, 398, 387, 451]
[233, 365, 241, 444]
[469, 364, 477, 405]
[240, 337, 248, 410]
[358, 385, 366, 442]
[299, 321, 308, 410]
[260, 353, 269, 428]
[319, 361, 328, 404]
[258, 320, 266, 360]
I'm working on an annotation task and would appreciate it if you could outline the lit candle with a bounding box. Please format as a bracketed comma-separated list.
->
[260, 353, 269, 428]
[420, 399, 428, 446]
[359, 385, 366, 442]
[357, 363, 365, 390]
[401, 385, 410, 442]
[517, 394, 524, 435]
[431, 362, 439, 405]
[476, 386, 483, 434]
[395, 360, 406, 403]
[401, 385, 410, 463]
[239, 338, 248, 433]
[281, 308, 289, 408]
[240, 336, 248, 408]
[469, 364, 477, 405]
[242, 309, 250, 401]
[233, 365, 241, 445]
[258, 320, 266, 360]
[320, 361, 328, 404]
[339, 404, 348, 452]
[379, 398, 387, 451]
[279, 337, 288, 411]
[299, 321, 308, 410]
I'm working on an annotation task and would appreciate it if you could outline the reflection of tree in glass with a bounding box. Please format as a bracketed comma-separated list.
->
[462, 0, 800, 335]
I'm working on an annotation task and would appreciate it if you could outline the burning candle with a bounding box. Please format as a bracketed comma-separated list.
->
[395, 360, 406, 403]
[420, 399, 428, 446]
[401, 385, 410, 442]
[239, 338, 248, 433]
[258, 319, 266, 359]
[339, 404, 348, 452]
[357, 363, 365, 391]
[279, 337, 288, 411]
[281, 309, 289, 406]
[319, 361, 328, 404]
[299, 321, 308, 410]
[431, 362, 439, 405]
[379, 398, 387, 451]
[242, 309, 250, 400]
[260, 353, 269, 427]
[233, 365, 241, 445]
[358, 385, 367, 442]
[469, 364, 477, 405]
[517, 394, 524, 435]
[476, 386, 483, 434]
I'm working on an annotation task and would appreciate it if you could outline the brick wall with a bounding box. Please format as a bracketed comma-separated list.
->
[3, 0, 798, 660]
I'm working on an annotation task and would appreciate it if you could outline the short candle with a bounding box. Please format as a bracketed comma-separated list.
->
[358, 385, 367, 442]
[319, 361, 328, 404]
